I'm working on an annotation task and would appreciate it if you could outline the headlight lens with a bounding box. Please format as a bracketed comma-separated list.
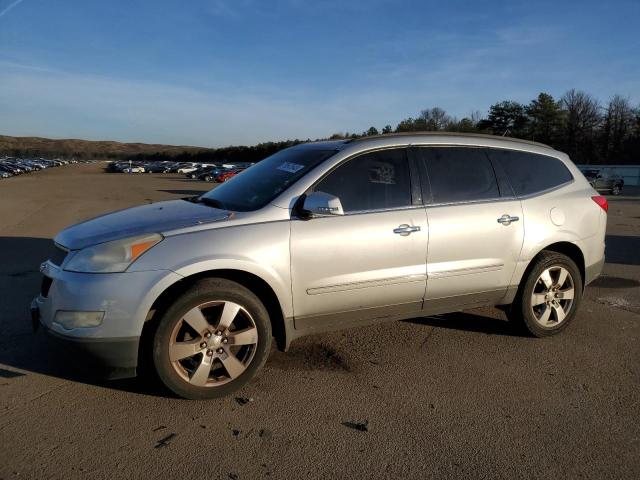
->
[64, 233, 163, 273]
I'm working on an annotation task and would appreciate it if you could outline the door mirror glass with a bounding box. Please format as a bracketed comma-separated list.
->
[302, 191, 344, 216]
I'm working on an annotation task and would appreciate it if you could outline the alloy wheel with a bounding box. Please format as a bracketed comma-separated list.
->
[530, 266, 575, 328]
[168, 301, 258, 387]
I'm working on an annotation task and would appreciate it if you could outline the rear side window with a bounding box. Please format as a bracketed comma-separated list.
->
[488, 149, 573, 197]
[418, 147, 500, 204]
[315, 148, 411, 213]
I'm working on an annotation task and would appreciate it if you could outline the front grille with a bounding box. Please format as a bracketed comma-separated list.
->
[50, 243, 68, 267]
[41, 276, 53, 298]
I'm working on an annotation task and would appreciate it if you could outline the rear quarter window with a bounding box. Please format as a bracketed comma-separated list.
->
[488, 149, 573, 197]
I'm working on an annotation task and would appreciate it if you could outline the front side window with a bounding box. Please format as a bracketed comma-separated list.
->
[200, 147, 336, 211]
[488, 149, 573, 197]
[314, 148, 412, 213]
[419, 147, 500, 204]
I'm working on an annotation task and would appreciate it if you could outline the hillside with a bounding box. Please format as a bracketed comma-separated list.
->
[0, 134, 211, 159]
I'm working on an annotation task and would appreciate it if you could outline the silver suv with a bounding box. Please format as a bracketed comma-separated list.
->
[32, 133, 607, 399]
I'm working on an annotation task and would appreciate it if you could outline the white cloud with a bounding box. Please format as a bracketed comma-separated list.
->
[0, 0, 25, 18]
[0, 64, 411, 146]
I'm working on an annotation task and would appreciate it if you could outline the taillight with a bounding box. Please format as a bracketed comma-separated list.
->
[592, 195, 608, 213]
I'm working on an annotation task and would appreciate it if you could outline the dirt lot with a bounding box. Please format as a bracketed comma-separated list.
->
[1, 163, 639, 479]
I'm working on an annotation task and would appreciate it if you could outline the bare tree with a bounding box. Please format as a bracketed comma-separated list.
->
[602, 95, 635, 161]
[420, 107, 451, 130]
[561, 89, 601, 163]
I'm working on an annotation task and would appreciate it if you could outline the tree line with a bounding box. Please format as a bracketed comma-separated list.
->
[4, 89, 638, 165]
[334, 90, 639, 165]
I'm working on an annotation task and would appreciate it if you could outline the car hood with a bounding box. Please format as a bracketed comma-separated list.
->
[55, 199, 231, 250]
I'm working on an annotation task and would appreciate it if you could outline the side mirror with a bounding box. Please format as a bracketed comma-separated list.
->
[301, 191, 344, 217]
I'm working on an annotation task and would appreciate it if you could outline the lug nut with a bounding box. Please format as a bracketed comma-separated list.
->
[222, 337, 228, 344]
[204, 332, 212, 338]
[215, 330, 222, 336]
[200, 342, 207, 349]
[206, 349, 213, 356]
[216, 348, 224, 354]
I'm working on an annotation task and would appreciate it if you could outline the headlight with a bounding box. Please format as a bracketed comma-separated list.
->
[64, 233, 163, 273]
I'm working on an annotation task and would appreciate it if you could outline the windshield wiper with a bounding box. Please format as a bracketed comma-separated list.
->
[198, 197, 227, 210]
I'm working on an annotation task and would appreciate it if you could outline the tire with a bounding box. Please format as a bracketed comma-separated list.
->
[152, 278, 272, 399]
[507, 251, 582, 337]
[204, 176, 211, 182]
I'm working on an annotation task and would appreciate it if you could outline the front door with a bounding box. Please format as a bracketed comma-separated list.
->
[290, 148, 428, 331]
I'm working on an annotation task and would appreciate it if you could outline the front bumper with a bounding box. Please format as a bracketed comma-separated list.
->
[32, 300, 138, 379]
[32, 261, 182, 378]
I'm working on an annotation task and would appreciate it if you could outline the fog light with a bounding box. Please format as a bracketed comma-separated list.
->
[54, 311, 104, 329]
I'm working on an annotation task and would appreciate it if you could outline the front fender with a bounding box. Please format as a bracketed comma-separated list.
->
[171, 256, 293, 318]
[129, 222, 293, 318]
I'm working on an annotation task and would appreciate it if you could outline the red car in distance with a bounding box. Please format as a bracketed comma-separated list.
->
[215, 168, 244, 182]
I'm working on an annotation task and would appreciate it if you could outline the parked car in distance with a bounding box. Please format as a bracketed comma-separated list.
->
[580, 168, 624, 195]
[215, 168, 244, 182]
[186, 164, 217, 178]
[177, 163, 200, 174]
[199, 167, 231, 182]
[32, 133, 607, 400]
[145, 163, 172, 173]
[123, 166, 146, 173]
[1, 156, 68, 178]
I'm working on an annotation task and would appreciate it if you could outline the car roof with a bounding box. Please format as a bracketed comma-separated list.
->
[353, 132, 553, 149]
[295, 132, 554, 152]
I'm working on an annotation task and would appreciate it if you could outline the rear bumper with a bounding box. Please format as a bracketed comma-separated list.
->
[32, 299, 139, 379]
[585, 256, 605, 286]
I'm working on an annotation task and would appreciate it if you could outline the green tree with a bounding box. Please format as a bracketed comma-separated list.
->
[395, 117, 418, 132]
[366, 126, 379, 136]
[526, 93, 564, 145]
[479, 101, 528, 137]
[381, 125, 392, 134]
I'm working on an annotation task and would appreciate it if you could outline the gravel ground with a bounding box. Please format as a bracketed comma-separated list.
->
[0, 163, 639, 479]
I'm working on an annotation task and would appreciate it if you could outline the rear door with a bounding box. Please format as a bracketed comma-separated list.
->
[415, 147, 524, 305]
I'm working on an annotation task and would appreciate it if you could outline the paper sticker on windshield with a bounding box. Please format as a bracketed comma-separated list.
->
[277, 162, 305, 174]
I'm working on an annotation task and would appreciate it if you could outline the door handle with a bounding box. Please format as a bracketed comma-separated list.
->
[497, 214, 519, 226]
[393, 224, 421, 236]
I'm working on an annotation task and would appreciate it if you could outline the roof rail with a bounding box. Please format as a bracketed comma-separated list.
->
[347, 131, 553, 149]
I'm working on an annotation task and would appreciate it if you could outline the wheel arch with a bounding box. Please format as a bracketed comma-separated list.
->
[520, 241, 586, 293]
[141, 269, 289, 358]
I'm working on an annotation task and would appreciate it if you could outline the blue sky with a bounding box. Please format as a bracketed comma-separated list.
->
[1, 0, 638, 147]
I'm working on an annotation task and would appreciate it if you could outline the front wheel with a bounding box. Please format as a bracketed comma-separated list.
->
[153, 278, 272, 399]
[508, 251, 582, 337]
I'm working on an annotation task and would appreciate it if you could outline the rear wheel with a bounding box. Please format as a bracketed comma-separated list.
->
[612, 184, 621, 195]
[153, 278, 271, 399]
[508, 251, 582, 337]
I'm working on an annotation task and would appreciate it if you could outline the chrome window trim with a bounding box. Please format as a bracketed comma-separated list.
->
[299, 204, 427, 218]
[340, 204, 428, 216]
[511, 178, 575, 200]
[424, 196, 517, 209]
[421, 178, 575, 209]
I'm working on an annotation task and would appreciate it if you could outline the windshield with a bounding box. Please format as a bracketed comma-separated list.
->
[200, 147, 337, 211]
